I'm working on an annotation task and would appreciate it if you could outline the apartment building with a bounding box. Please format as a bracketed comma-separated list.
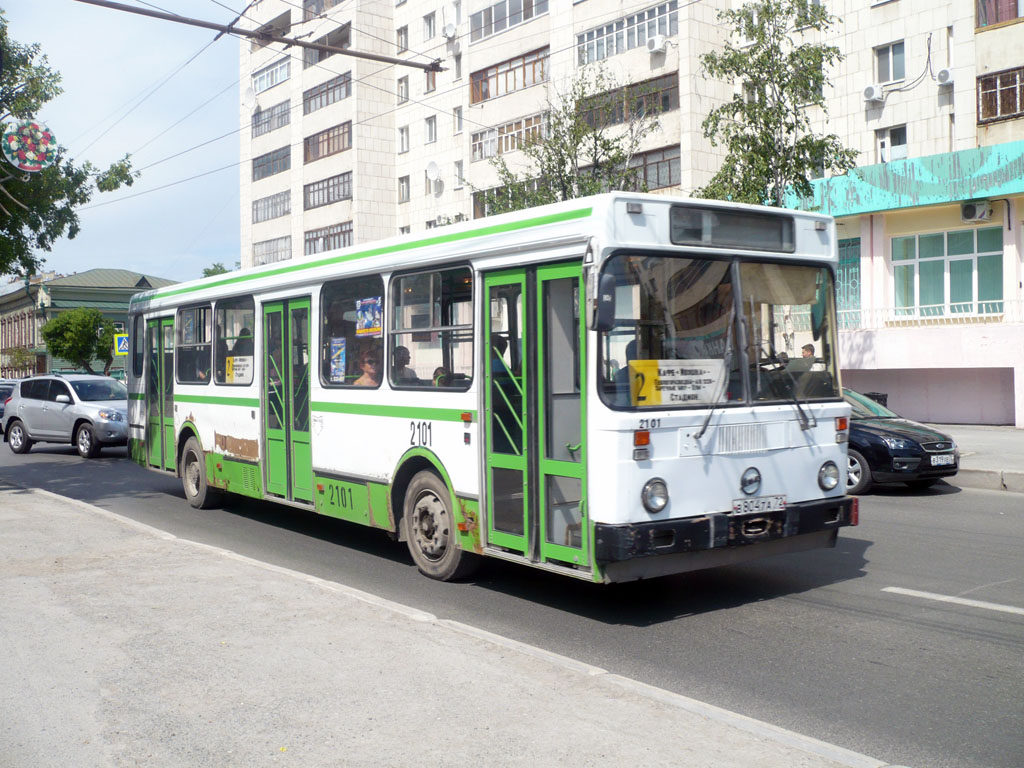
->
[237, 0, 1024, 425]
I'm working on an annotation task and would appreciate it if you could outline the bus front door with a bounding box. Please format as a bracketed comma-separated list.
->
[484, 264, 588, 570]
[262, 298, 312, 503]
[145, 317, 175, 471]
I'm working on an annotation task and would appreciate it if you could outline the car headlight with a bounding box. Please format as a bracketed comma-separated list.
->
[641, 478, 669, 513]
[881, 436, 914, 451]
[98, 410, 124, 422]
[818, 461, 840, 491]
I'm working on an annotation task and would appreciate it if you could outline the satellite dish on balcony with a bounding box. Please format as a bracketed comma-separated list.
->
[242, 86, 257, 111]
[426, 161, 440, 181]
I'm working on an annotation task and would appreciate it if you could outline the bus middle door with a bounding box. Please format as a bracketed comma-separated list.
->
[145, 316, 175, 471]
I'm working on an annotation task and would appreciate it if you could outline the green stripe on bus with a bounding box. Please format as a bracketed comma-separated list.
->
[135, 206, 593, 304]
[173, 394, 260, 407]
[311, 401, 475, 422]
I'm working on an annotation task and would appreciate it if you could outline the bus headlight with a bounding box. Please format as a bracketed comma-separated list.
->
[818, 461, 840, 491]
[641, 478, 669, 513]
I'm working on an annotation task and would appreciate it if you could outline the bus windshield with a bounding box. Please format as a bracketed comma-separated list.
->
[599, 254, 840, 408]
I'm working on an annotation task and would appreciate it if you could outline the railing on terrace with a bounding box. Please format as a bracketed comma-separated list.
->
[834, 300, 1024, 331]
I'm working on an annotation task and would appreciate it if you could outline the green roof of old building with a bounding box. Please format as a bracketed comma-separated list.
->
[45, 269, 177, 290]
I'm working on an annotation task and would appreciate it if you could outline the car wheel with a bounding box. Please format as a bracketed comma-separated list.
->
[7, 421, 32, 454]
[402, 470, 480, 581]
[180, 436, 221, 509]
[76, 423, 101, 458]
[846, 449, 872, 495]
[906, 479, 938, 490]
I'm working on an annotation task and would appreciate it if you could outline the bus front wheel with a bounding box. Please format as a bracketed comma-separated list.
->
[181, 437, 221, 509]
[402, 471, 479, 581]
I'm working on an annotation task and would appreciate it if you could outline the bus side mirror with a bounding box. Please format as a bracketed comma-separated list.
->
[593, 273, 616, 332]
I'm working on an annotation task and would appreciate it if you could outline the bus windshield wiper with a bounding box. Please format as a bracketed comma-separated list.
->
[762, 340, 816, 431]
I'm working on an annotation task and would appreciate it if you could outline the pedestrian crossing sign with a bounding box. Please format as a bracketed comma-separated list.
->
[114, 333, 130, 356]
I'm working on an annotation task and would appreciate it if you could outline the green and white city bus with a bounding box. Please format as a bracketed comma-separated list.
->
[128, 193, 857, 583]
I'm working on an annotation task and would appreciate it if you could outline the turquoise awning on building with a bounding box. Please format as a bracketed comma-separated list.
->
[785, 140, 1024, 218]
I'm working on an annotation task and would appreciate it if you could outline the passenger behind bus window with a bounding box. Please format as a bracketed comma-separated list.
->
[353, 347, 381, 386]
[391, 345, 419, 385]
[433, 367, 450, 387]
[233, 328, 253, 356]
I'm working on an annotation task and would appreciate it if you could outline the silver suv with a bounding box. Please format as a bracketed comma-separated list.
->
[2, 374, 128, 458]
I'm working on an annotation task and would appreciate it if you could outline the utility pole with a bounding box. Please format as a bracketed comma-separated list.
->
[72, 0, 444, 72]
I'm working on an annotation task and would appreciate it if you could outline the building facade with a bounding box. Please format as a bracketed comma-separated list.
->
[237, 0, 1024, 425]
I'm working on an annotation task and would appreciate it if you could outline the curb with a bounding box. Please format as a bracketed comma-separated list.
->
[953, 468, 1024, 494]
[2, 483, 899, 768]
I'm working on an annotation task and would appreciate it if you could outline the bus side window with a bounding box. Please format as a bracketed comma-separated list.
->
[321, 274, 385, 388]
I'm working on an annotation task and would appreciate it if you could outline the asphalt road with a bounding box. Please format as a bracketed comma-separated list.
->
[2, 444, 1022, 768]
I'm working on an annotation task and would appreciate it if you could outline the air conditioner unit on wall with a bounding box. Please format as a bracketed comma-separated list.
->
[961, 201, 993, 223]
[863, 84, 884, 102]
[936, 68, 954, 86]
[647, 34, 667, 54]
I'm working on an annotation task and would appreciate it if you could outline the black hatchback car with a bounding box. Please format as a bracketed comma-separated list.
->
[844, 388, 959, 494]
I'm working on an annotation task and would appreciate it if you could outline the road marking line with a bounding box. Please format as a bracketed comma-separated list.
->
[883, 586, 1024, 616]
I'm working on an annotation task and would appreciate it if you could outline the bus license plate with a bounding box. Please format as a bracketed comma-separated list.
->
[732, 495, 786, 514]
[931, 454, 955, 466]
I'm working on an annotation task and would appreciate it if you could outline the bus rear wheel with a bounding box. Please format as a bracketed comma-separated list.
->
[181, 436, 221, 509]
[403, 471, 478, 581]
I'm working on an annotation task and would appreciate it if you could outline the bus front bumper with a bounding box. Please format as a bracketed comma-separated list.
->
[594, 497, 855, 573]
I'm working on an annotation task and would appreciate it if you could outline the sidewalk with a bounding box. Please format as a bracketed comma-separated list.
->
[0, 484, 888, 768]
[927, 423, 1024, 494]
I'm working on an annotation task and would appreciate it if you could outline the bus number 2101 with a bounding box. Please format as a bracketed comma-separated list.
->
[410, 420, 433, 447]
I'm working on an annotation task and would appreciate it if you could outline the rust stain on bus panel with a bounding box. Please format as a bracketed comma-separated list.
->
[214, 432, 259, 461]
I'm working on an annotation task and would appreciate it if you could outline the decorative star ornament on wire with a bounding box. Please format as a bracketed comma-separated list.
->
[2, 120, 57, 173]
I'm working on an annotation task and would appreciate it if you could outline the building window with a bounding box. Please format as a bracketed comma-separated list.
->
[399, 225, 411, 234]
[251, 11, 290, 51]
[470, 0, 549, 42]
[454, 160, 464, 188]
[471, 112, 545, 161]
[397, 25, 409, 52]
[251, 100, 290, 138]
[252, 57, 290, 93]
[454, 54, 462, 79]
[977, 0, 1024, 27]
[398, 76, 410, 104]
[582, 74, 679, 128]
[978, 66, 1024, 122]
[399, 175, 411, 202]
[425, 115, 437, 143]
[303, 0, 343, 22]
[304, 25, 352, 69]
[875, 41, 905, 83]
[252, 146, 290, 181]
[470, 47, 548, 104]
[876, 125, 908, 162]
[176, 305, 212, 384]
[253, 236, 292, 266]
[424, 12, 436, 39]
[304, 172, 352, 210]
[576, 1, 678, 65]
[425, 70, 437, 93]
[320, 274, 385, 388]
[304, 122, 352, 163]
[893, 226, 1004, 317]
[399, 125, 410, 153]
[453, 106, 463, 133]
[303, 73, 351, 115]
[425, 219, 438, 229]
[305, 222, 353, 255]
[252, 190, 291, 223]
[629, 145, 680, 190]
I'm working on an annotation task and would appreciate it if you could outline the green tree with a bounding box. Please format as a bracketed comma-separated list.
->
[2, 344, 35, 372]
[202, 262, 229, 277]
[40, 307, 116, 375]
[479, 66, 662, 215]
[697, 0, 857, 206]
[0, 11, 136, 278]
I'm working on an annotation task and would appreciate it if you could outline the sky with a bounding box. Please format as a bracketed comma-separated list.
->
[5, 0, 244, 284]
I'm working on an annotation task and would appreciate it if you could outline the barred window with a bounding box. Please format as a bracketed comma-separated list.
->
[253, 190, 291, 223]
[978, 66, 1024, 123]
[470, 0, 548, 42]
[305, 222, 353, 255]
[253, 236, 292, 266]
[304, 122, 352, 163]
[629, 145, 680, 190]
[252, 100, 290, 138]
[252, 146, 291, 181]
[471, 112, 545, 161]
[304, 25, 351, 69]
[470, 47, 548, 104]
[576, 1, 678, 66]
[303, 73, 351, 115]
[304, 172, 352, 210]
[252, 57, 290, 93]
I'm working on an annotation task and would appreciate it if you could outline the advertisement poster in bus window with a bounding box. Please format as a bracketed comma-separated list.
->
[629, 359, 726, 406]
[356, 297, 382, 337]
[329, 337, 346, 383]
[225, 355, 252, 384]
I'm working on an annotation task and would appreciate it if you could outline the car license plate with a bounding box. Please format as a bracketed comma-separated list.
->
[931, 454, 955, 466]
[732, 495, 786, 514]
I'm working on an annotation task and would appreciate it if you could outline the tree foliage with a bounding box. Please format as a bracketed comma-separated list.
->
[2, 344, 35, 371]
[478, 66, 662, 215]
[0, 11, 136, 278]
[40, 307, 116, 375]
[697, 0, 857, 206]
[202, 262, 229, 277]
